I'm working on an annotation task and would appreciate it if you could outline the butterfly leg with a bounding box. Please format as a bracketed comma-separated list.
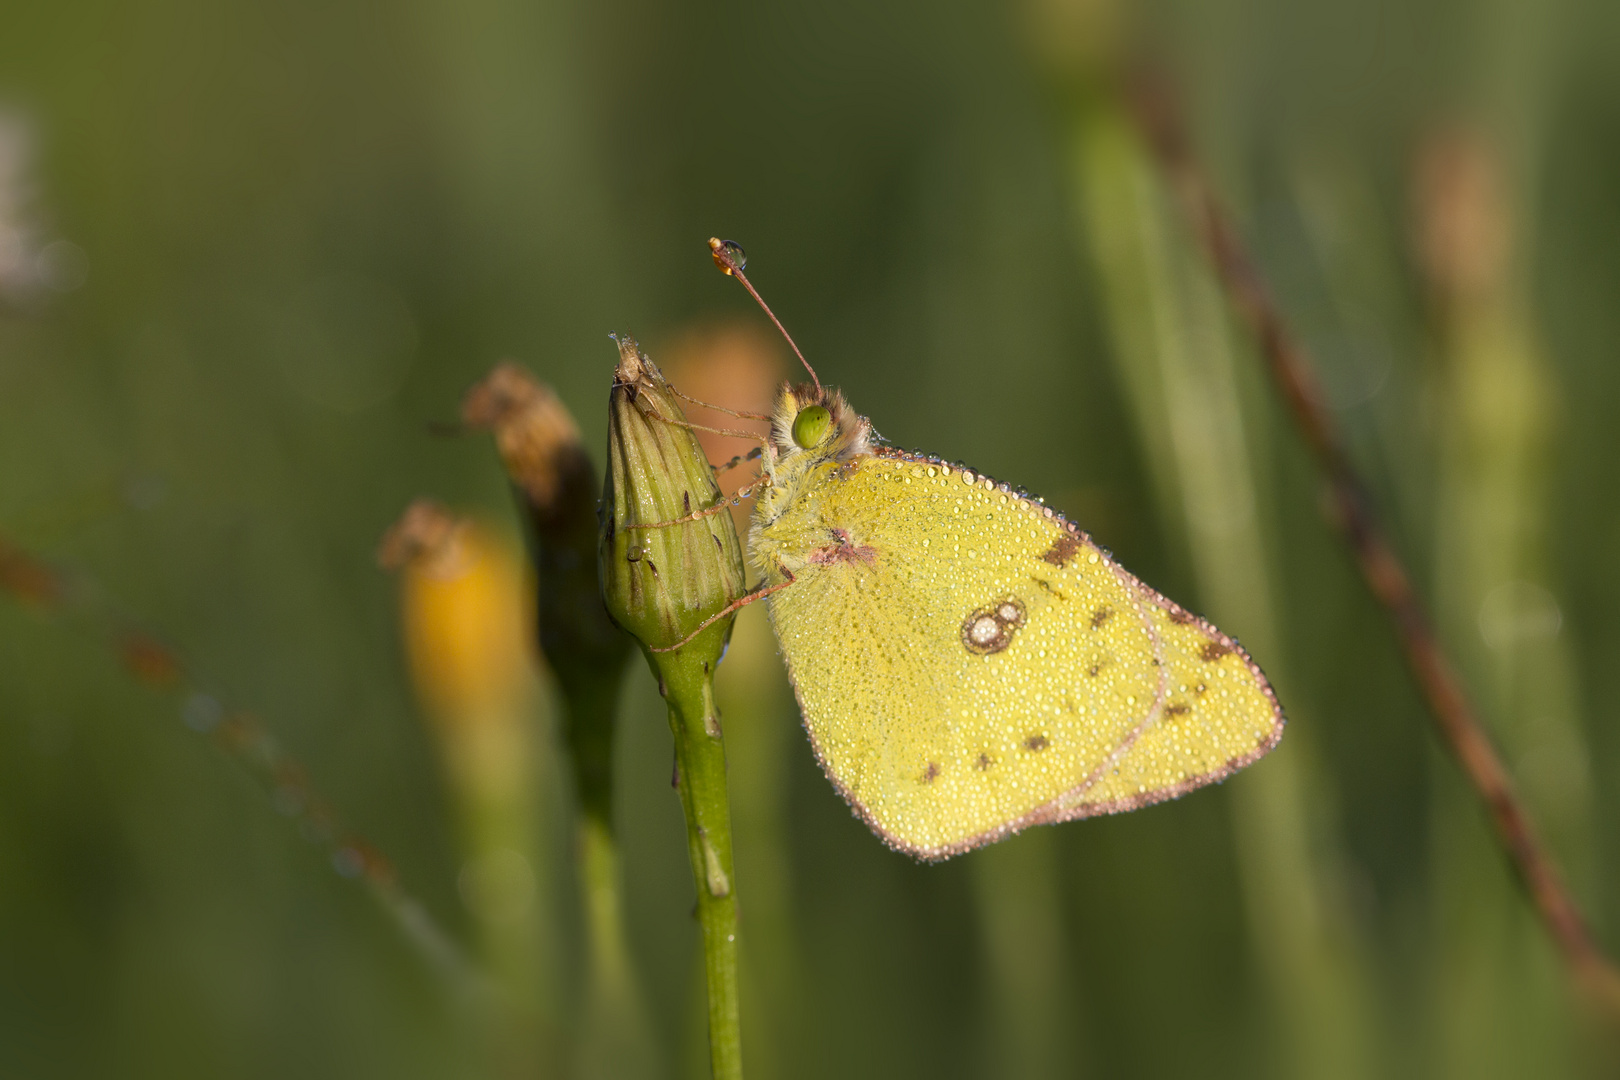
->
[645, 409, 770, 445]
[622, 501, 735, 530]
[667, 385, 773, 422]
[710, 446, 763, 476]
[623, 476, 769, 530]
[649, 568, 797, 654]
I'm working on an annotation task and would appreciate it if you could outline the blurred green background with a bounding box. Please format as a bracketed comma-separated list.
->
[3, 0, 1619, 1077]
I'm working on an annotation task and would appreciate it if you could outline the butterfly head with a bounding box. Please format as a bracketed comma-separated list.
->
[771, 382, 871, 466]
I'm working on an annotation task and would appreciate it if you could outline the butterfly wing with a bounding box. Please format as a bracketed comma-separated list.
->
[1048, 574, 1284, 817]
[757, 452, 1283, 860]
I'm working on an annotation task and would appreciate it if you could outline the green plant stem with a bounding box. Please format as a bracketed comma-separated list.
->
[577, 808, 631, 1006]
[567, 681, 657, 1079]
[598, 338, 747, 1077]
[560, 674, 635, 1001]
[579, 813, 627, 975]
[656, 651, 742, 1080]
[460, 362, 649, 1070]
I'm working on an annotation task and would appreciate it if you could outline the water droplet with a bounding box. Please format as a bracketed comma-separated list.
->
[713, 239, 747, 274]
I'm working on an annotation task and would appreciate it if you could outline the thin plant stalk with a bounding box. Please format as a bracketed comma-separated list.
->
[379, 500, 559, 1074]
[0, 531, 478, 995]
[1126, 67, 1620, 1019]
[662, 328, 805, 1079]
[599, 337, 749, 1080]
[656, 647, 743, 1080]
[463, 364, 655, 1078]
[1071, 92, 1377, 1077]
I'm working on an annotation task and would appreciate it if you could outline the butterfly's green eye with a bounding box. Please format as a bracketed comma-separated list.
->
[792, 405, 832, 449]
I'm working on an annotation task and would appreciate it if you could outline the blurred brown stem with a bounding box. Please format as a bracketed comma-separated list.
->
[1125, 70, 1620, 1017]
[1, 528, 477, 995]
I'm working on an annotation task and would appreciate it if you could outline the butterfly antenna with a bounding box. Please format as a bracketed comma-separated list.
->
[708, 238, 822, 396]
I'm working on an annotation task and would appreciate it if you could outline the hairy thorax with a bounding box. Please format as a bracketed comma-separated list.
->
[750, 455, 874, 584]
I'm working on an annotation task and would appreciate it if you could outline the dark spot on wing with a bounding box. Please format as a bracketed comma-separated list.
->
[1166, 703, 1191, 716]
[684, 491, 691, 514]
[962, 598, 1027, 655]
[1024, 734, 1049, 752]
[1168, 608, 1195, 625]
[1086, 663, 1102, 677]
[1042, 533, 1080, 567]
[921, 762, 940, 784]
[1091, 606, 1112, 629]
[976, 753, 993, 771]
[1200, 641, 1232, 662]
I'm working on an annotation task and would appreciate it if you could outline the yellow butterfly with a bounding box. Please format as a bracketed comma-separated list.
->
[701, 240, 1284, 861]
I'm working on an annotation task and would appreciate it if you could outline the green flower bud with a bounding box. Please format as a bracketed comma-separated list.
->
[598, 336, 747, 666]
